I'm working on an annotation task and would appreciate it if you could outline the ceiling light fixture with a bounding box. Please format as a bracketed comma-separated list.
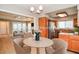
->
[39, 5, 43, 11]
[30, 5, 43, 14]
[56, 12, 68, 17]
[30, 7, 35, 12]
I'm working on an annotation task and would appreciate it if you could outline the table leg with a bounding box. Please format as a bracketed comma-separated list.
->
[31, 47, 37, 54]
[38, 48, 46, 54]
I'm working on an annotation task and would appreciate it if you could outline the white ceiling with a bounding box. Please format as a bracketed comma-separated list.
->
[47, 6, 77, 18]
[0, 4, 77, 17]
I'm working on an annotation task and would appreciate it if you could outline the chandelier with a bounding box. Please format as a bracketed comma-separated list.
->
[30, 5, 43, 14]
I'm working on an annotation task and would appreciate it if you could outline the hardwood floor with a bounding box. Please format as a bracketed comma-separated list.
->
[0, 35, 78, 54]
[0, 35, 16, 54]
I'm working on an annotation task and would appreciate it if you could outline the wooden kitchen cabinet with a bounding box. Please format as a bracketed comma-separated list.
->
[59, 34, 79, 53]
[59, 34, 69, 42]
[39, 17, 48, 38]
[70, 39, 79, 52]
[59, 34, 70, 49]
[69, 35, 79, 52]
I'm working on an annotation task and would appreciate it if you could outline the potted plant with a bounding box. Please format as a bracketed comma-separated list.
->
[74, 26, 79, 35]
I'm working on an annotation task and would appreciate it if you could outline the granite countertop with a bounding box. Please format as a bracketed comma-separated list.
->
[59, 32, 74, 35]
[59, 32, 79, 36]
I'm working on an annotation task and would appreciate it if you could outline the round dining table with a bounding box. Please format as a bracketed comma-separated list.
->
[23, 37, 53, 54]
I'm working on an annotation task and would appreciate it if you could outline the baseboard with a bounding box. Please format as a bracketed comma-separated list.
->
[67, 50, 79, 54]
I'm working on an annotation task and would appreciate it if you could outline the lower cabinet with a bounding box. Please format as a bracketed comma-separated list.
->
[59, 34, 69, 42]
[70, 39, 79, 52]
[59, 34, 79, 53]
[59, 34, 70, 49]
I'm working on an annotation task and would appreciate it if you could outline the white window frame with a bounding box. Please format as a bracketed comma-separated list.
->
[57, 20, 73, 29]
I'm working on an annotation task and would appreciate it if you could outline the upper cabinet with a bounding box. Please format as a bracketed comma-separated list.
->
[39, 17, 48, 38]
[0, 21, 10, 35]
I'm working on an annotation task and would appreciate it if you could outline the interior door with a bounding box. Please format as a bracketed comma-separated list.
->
[0, 21, 9, 35]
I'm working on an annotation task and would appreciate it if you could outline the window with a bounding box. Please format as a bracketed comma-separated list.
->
[57, 20, 73, 29]
[12, 22, 18, 32]
[12, 22, 28, 32]
[58, 21, 65, 29]
[65, 21, 73, 29]
[49, 22, 55, 30]
[17, 22, 22, 31]
[22, 23, 27, 32]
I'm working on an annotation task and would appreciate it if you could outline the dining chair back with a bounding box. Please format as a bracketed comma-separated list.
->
[13, 42, 27, 54]
[13, 38, 24, 47]
[24, 32, 34, 38]
[13, 38, 31, 54]
[52, 39, 68, 54]
[46, 39, 68, 54]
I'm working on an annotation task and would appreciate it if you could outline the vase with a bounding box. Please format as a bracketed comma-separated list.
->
[35, 32, 40, 41]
